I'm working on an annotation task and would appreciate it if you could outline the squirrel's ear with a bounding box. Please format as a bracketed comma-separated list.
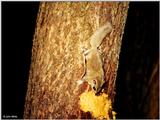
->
[93, 80, 96, 85]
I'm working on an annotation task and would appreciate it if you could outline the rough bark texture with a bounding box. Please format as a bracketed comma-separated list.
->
[24, 2, 129, 119]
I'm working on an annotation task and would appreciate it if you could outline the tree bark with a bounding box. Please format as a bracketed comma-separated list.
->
[24, 2, 129, 119]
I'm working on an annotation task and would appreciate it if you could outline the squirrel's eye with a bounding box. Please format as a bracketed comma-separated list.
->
[93, 86, 96, 91]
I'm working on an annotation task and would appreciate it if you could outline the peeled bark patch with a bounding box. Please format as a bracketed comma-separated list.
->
[79, 91, 115, 119]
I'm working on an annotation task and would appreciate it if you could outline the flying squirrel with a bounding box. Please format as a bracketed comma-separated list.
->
[78, 22, 112, 94]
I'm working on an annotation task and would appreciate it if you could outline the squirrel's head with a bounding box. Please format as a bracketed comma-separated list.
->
[91, 77, 104, 94]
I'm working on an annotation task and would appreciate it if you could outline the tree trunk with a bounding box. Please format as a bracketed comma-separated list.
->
[24, 2, 129, 119]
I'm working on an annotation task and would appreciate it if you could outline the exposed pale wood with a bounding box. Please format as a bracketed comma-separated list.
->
[24, 2, 129, 119]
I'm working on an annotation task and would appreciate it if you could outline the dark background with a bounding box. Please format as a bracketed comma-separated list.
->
[2, 2, 159, 119]
[2, 2, 39, 119]
[114, 2, 159, 119]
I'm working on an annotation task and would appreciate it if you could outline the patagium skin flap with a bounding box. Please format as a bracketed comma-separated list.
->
[81, 22, 112, 94]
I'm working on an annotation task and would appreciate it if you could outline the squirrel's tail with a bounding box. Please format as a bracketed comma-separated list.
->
[90, 22, 112, 48]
